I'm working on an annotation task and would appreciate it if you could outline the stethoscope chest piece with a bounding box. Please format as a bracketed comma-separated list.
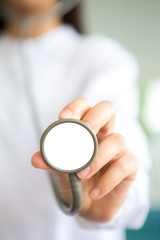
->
[40, 118, 98, 215]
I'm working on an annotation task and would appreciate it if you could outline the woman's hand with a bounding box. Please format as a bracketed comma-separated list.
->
[31, 98, 138, 223]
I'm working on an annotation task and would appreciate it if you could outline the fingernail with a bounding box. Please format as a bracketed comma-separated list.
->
[77, 166, 91, 178]
[90, 187, 100, 199]
[60, 109, 72, 118]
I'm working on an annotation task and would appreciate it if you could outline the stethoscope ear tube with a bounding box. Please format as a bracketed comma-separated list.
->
[48, 172, 82, 216]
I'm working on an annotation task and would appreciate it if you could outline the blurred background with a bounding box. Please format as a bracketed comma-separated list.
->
[83, 0, 160, 239]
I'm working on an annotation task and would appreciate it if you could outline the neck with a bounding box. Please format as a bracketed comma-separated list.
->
[7, 18, 62, 38]
[1, 1, 62, 38]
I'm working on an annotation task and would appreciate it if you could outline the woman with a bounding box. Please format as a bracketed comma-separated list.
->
[0, 0, 150, 240]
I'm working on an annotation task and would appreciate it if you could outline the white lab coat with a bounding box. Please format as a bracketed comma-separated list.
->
[0, 24, 150, 240]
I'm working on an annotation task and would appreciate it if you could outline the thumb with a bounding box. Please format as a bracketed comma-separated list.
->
[31, 151, 72, 206]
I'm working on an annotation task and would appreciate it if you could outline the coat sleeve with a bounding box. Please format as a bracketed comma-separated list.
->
[75, 35, 151, 229]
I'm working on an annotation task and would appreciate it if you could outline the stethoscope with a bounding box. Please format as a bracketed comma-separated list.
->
[0, 0, 98, 216]
[41, 118, 98, 215]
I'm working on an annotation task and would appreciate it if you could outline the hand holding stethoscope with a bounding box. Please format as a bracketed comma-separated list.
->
[32, 98, 138, 222]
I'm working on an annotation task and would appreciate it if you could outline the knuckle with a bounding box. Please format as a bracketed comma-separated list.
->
[111, 133, 126, 147]
[119, 152, 139, 175]
[116, 134, 125, 144]
[100, 125, 109, 135]
[119, 159, 129, 172]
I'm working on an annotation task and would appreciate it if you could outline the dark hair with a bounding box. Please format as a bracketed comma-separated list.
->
[63, 2, 83, 33]
[0, 17, 5, 32]
[0, 1, 83, 33]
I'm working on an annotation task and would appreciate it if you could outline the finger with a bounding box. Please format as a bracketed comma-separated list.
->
[31, 151, 51, 170]
[58, 97, 91, 120]
[89, 151, 138, 200]
[31, 151, 63, 176]
[82, 101, 116, 134]
[97, 117, 116, 143]
[31, 153, 72, 205]
[77, 133, 126, 179]
[31, 151, 70, 178]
